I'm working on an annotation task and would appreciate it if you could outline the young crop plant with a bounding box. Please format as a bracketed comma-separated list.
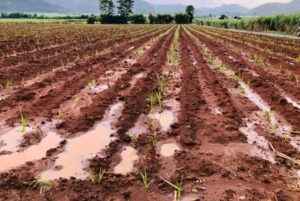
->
[131, 135, 138, 142]
[27, 175, 54, 195]
[89, 169, 96, 183]
[6, 79, 13, 89]
[269, 109, 274, 122]
[176, 176, 183, 200]
[18, 110, 26, 133]
[74, 95, 79, 107]
[151, 131, 157, 147]
[57, 108, 62, 122]
[141, 169, 152, 189]
[260, 110, 266, 119]
[98, 168, 105, 183]
[156, 90, 164, 109]
[75, 55, 80, 62]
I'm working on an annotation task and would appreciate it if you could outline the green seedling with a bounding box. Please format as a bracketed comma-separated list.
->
[89, 169, 96, 183]
[33, 125, 38, 134]
[21, 77, 24, 85]
[269, 109, 274, 121]
[292, 146, 297, 151]
[18, 110, 26, 133]
[156, 90, 163, 109]
[141, 169, 152, 189]
[149, 92, 156, 114]
[151, 131, 157, 147]
[75, 55, 80, 62]
[273, 123, 278, 134]
[27, 175, 54, 195]
[41, 69, 45, 77]
[74, 96, 79, 107]
[260, 110, 266, 119]
[98, 168, 105, 183]
[57, 108, 61, 122]
[131, 135, 138, 142]
[176, 176, 183, 200]
[6, 80, 13, 89]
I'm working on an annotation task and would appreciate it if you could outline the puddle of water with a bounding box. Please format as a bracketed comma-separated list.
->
[0, 132, 62, 172]
[114, 146, 138, 175]
[0, 126, 35, 153]
[0, 126, 25, 152]
[128, 46, 134, 51]
[0, 94, 7, 101]
[89, 84, 109, 93]
[239, 122, 275, 163]
[151, 111, 175, 131]
[181, 194, 199, 201]
[42, 102, 123, 180]
[134, 73, 145, 79]
[285, 96, 300, 110]
[127, 114, 148, 137]
[160, 143, 180, 157]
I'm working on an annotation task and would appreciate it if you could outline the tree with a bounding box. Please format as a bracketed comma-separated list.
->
[219, 14, 228, 20]
[99, 0, 114, 15]
[185, 5, 195, 23]
[87, 15, 97, 24]
[174, 13, 190, 24]
[117, 0, 134, 17]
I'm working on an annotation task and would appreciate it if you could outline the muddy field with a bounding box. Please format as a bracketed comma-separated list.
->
[0, 24, 300, 201]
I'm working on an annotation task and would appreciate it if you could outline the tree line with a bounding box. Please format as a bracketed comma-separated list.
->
[87, 0, 195, 24]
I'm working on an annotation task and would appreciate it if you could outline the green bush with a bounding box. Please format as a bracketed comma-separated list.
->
[87, 15, 97, 24]
[128, 14, 146, 24]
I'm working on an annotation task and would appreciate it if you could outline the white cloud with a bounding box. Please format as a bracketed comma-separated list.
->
[145, 0, 293, 8]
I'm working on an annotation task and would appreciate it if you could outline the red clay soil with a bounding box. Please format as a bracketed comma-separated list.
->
[0, 25, 300, 201]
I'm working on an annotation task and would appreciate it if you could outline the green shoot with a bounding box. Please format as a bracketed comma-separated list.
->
[18, 110, 26, 133]
[57, 108, 61, 122]
[149, 92, 156, 114]
[6, 79, 13, 89]
[141, 169, 152, 189]
[260, 110, 265, 119]
[98, 168, 105, 183]
[176, 176, 183, 200]
[28, 175, 54, 195]
[269, 109, 274, 121]
[74, 96, 79, 107]
[21, 77, 24, 85]
[41, 69, 45, 76]
[293, 146, 297, 151]
[131, 135, 138, 142]
[89, 169, 96, 183]
[151, 131, 157, 147]
[156, 90, 163, 109]
[75, 55, 80, 62]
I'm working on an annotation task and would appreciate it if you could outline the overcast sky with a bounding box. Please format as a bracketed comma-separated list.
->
[145, 0, 292, 8]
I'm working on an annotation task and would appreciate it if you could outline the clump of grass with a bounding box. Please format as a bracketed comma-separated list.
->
[141, 169, 152, 189]
[6, 79, 13, 89]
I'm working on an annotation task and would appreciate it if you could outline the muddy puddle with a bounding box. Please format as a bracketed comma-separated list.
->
[0, 132, 62, 172]
[42, 102, 123, 180]
[0, 126, 25, 153]
[152, 111, 175, 131]
[160, 143, 180, 157]
[89, 84, 109, 93]
[114, 146, 138, 175]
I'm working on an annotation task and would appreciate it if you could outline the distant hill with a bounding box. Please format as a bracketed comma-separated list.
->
[0, 0, 299, 16]
[248, 0, 300, 16]
[0, 0, 69, 13]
